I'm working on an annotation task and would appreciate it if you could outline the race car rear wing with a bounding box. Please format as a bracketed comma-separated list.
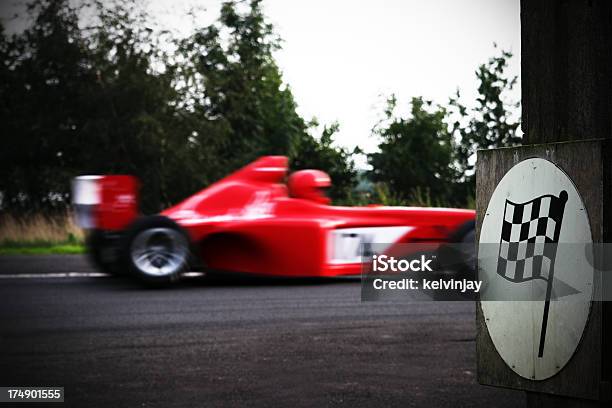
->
[72, 175, 139, 231]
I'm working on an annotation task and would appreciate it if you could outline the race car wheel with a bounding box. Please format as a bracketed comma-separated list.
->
[453, 220, 476, 277]
[434, 220, 476, 279]
[86, 229, 123, 275]
[123, 216, 190, 285]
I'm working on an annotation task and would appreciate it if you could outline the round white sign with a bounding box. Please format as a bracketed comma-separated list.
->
[479, 157, 593, 380]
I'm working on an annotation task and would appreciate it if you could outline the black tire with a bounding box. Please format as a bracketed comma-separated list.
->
[122, 215, 191, 285]
[435, 220, 476, 279]
[86, 229, 124, 275]
[451, 220, 476, 277]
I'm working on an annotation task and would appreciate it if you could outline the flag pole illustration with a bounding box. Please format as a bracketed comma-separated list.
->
[496, 190, 568, 358]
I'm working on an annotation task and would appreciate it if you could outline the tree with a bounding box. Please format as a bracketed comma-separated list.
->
[0, 0, 95, 213]
[0, 0, 358, 215]
[177, 0, 306, 171]
[176, 0, 356, 201]
[450, 46, 521, 183]
[368, 96, 458, 205]
[367, 47, 521, 207]
[79, 0, 186, 213]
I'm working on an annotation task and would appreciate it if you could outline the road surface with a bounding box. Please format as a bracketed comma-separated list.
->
[0, 255, 523, 407]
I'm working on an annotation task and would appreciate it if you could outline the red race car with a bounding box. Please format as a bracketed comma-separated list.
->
[72, 156, 475, 284]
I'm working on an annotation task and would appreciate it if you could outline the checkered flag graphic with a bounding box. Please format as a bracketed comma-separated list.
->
[496, 190, 568, 357]
[497, 190, 568, 283]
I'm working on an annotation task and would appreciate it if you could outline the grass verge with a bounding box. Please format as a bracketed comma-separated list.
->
[0, 243, 85, 255]
[0, 212, 85, 255]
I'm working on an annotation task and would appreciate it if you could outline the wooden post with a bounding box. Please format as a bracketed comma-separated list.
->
[521, 0, 612, 146]
[521, 1, 611, 403]
[475, 1, 612, 406]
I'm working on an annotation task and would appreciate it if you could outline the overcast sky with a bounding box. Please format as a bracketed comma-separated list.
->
[3, 0, 521, 165]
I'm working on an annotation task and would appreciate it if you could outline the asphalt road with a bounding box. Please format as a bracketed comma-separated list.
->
[0, 255, 524, 407]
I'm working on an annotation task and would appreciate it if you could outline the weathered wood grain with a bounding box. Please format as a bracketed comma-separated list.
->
[521, 1, 612, 145]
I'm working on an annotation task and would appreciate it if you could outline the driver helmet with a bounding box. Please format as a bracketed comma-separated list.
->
[288, 170, 331, 204]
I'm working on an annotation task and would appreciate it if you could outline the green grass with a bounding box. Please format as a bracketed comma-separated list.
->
[0, 241, 85, 255]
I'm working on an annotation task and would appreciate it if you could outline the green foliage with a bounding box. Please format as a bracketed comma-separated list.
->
[176, 0, 304, 171]
[0, 243, 84, 255]
[368, 46, 520, 208]
[0, 0, 184, 213]
[371, 183, 407, 206]
[450, 45, 521, 181]
[175, 0, 356, 204]
[1, 0, 93, 212]
[0, 0, 358, 214]
[1, 0, 518, 215]
[368, 96, 459, 206]
[84, 1, 184, 212]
